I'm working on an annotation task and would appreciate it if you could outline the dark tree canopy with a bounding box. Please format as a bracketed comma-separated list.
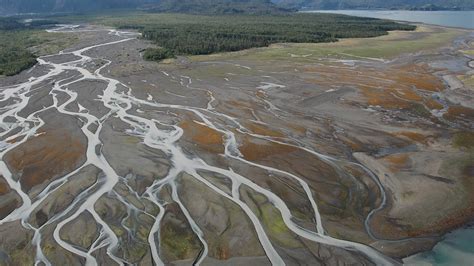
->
[111, 13, 416, 62]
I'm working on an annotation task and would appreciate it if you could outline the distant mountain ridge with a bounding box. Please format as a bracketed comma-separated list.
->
[1, 0, 472, 15]
[0, 0, 287, 15]
[0, 0, 159, 14]
[148, 0, 291, 14]
[272, 0, 474, 10]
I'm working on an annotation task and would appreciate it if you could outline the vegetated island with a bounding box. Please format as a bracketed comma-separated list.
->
[110, 13, 415, 62]
[0, 18, 74, 76]
[1, 12, 415, 74]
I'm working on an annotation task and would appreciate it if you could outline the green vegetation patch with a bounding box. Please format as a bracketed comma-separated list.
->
[0, 17, 73, 76]
[190, 26, 462, 62]
[0, 35, 37, 76]
[453, 131, 474, 150]
[93, 12, 415, 62]
[0, 18, 36, 76]
[149, 0, 292, 14]
[143, 47, 175, 61]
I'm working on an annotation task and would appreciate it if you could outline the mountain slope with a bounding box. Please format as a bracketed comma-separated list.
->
[149, 0, 292, 14]
[0, 0, 289, 15]
[0, 0, 159, 14]
[273, 0, 474, 10]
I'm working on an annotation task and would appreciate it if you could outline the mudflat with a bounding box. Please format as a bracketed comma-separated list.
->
[0, 23, 472, 265]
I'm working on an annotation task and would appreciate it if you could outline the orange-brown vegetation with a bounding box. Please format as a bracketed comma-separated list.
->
[393, 64, 443, 92]
[383, 154, 410, 171]
[360, 87, 411, 109]
[407, 205, 474, 237]
[225, 100, 252, 109]
[0, 177, 10, 195]
[239, 137, 297, 161]
[179, 120, 224, 153]
[302, 63, 443, 113]
[424, 99, 444, 110]
[245, 122, 284, 137]
[255, 90, 266, 98]
[215, 245, 230, 260]
[286, 123, 307, 134]
[444, 106, 474, 122]
[392, 88, 423, 101]
[372, 150, 474, 240]
[393, 131, 431, 145]
[5, 130, 86, 192]
[340, 137, 364, 152]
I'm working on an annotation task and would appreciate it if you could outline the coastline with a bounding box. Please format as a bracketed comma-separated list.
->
[302, 10, 474, 30]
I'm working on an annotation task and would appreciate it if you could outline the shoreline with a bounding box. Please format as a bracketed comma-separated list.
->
[303, 10, 474, 30]
[0, 16, 472, 264]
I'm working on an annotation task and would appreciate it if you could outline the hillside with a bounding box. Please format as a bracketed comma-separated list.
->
[273, 0, 474, 10]
[148, 0, 291, 14]
[2, 0, 472, 14]
[0, 0, 289, 15]
[0, 0, 158, 14]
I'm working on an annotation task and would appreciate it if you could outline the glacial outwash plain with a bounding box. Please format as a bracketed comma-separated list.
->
[0, 16, 473, 265]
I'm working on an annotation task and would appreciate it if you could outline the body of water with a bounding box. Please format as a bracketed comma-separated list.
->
[305, 10, 474, 29]
[403, 226, 474, 265]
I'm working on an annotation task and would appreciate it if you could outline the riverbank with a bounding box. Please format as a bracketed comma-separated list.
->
[0, 21, 472, 264]
[305, 10, 474, 29]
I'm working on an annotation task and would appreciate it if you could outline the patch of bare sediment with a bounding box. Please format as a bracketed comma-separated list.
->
[27, 165, 100, 228]
[41, 54, 82, 64]
[234, 133, 381, 240]
[444, 105, 474, 127]
[4, 110, 87, 196]
[100, 118, 170, 180]
[0, 23, 471, 264]
[225, 158, 319, 230]
[0, 221, 35, 264]
[177, 174, 266, 261]
[158, 201, 203, 263]
[94, 191, 157, 264]
[0, 177, 21, 220]
[355, 149, 474, 241]
[239, 185, 374, 265]
[65, 79, 110, 117]
[60, 211, 99, 250]
[301, 61, 447, 123]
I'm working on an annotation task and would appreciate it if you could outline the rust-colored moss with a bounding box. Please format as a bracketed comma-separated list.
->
[0, 177, 10, 195]
[425, 99, 444, 110]
[394, 131, 430, 144]
[383, 154, 410, 171]
[5, 130, 86, 192]
[444, 106, 474, 122]
[180, 120, 224, 153]
[239, 137, 297, 161]
[245, 122, 284, 138]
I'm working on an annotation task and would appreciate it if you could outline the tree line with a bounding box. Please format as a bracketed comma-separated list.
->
[116, 13, 416, 61]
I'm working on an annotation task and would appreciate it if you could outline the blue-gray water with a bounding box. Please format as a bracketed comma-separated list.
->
[403, 226, 474, 265]
[305, 10, 474, 29]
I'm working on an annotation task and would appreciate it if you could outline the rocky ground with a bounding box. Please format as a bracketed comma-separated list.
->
[0, 24, 472, 265]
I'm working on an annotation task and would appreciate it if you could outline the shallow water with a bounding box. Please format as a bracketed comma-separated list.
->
[305, 10, 474, 29]
[403, 226, 474, 265]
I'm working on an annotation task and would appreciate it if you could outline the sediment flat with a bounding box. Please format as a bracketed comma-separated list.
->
[0, 23, 472, 265]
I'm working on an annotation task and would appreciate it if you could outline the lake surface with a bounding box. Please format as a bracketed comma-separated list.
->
[403, 226, 474, 265]
[305, 10, 474, 29]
